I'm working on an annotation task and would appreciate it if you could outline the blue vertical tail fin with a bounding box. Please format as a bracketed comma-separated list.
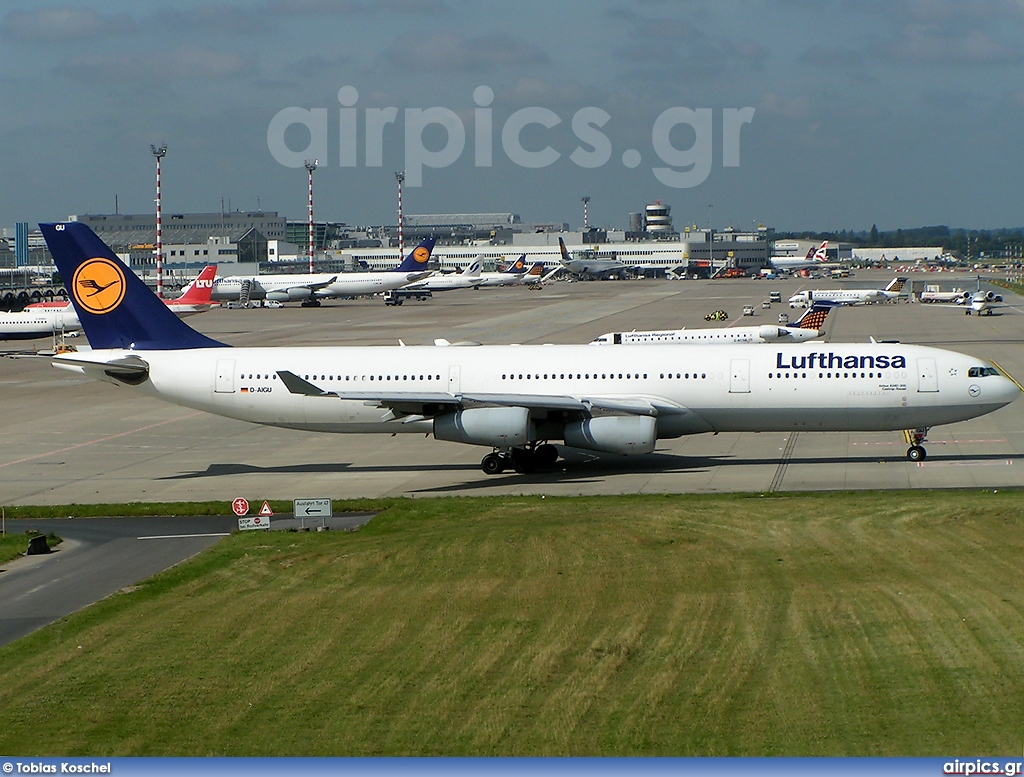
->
[502, 255, 527, 274]
[40, 222, 226, 350]
[393, 237, 436, 272]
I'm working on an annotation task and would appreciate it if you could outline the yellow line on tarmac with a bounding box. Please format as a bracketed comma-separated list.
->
[991, 361, 1024, 394]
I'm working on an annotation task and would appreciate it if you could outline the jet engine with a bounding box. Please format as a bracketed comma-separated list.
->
[563, 415, 657, 455]
[758, 324, 787, 340]
[267, 288, 314, 302]
[434, 407, 533, 448]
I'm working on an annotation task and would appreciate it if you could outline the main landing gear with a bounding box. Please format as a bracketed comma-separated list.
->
[906, 428, 929, 461]
[300, 299, 322, 308]
[480, 443, 560, 475]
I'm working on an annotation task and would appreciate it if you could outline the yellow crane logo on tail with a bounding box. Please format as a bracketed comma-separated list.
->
[72, 257, 126, 315]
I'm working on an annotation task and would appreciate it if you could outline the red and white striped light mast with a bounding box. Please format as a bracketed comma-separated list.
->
[395, 170, 405, 256]
[304, 158, 318, 274]
[151, 143, 167, 298]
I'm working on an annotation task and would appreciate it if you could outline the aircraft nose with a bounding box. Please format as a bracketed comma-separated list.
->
[991, 374, 1022, 406]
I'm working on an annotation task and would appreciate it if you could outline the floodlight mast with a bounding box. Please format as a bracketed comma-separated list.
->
[395, 171, 405, 256]
[305, 159, 318, 274]
[151, 144, 167, 298]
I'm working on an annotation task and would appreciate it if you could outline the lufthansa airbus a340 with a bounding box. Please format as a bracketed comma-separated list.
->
[41, 222, 1020, 473]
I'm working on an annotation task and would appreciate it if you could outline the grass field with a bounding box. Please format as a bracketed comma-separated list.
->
[1, 530, 60, 563]
[0, 492, 1022, 756]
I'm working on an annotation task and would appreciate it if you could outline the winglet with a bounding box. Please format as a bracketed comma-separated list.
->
[40, 222, 226, 351]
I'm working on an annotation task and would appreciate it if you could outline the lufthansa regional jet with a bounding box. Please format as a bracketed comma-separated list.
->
[789, 277, 907, 307]
[590, 302, 836, 345]
[40, 222, 1020, 473]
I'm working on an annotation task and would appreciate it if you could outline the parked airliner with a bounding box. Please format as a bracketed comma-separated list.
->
[40, 222, 1020, 473]
[771, 241, 830, 273]
[404, 257, 482, 292]
[2, 264, 219, 340]
[591, 303, 835, 345]
[211, 239, 436, 306]
[789, 277, 907, 307]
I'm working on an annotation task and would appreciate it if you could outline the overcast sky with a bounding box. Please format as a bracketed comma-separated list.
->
[2, 0, 1023, 233]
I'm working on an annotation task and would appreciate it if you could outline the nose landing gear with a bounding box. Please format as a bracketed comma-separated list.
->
[905, 428, 929, 461]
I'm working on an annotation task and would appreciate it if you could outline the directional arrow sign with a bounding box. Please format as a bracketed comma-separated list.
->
[293, 498, 332, 518]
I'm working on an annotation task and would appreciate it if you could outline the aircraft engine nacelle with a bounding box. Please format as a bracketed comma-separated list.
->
[563, 415, 657, 455]
[758, 324, 785, 340]
[434, 407, 532, 448]
[267, 288, 315, 302]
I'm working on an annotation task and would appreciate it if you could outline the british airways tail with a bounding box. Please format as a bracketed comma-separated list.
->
[393, 237, 436, 272]
[40, 222, 226, 351]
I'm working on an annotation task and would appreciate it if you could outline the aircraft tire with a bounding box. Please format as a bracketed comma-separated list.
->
[511, 449, 537, 474]
[907, 445, 926, 462]
[481, 453, 504, 475]
[535, 444, 559, 468]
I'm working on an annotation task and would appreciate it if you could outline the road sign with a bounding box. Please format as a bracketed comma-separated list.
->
[231, 497, 249, 517]
[259, 501, 274, 517]
[293, 498, 332, 519]
[239, 515, 270, 531]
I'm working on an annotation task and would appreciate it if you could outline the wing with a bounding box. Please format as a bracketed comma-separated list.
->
[277, 370, 690, 422]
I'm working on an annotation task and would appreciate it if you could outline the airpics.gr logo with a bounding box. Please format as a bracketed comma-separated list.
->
[412, 246, 430, 264]
[73, 257, 126, 315]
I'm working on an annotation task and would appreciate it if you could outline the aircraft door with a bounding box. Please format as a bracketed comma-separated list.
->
[215, 359, 236, 393]
[916, 358, 938, 393]
[729, 358, 750, 393]
[448, 364, 461, 395]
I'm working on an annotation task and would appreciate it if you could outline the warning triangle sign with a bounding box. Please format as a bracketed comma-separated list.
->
[258, 501, 274, 517]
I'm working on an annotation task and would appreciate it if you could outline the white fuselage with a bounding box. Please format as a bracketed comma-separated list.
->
[404, 271, 481, 292]
[920, 290, 969, 303]
[0, 307, 82, 340]
[55, 342, 1018, 442]
[591, 324, 824, 345]
[211, 274, 338, 302]
[475, 271, 530, 287]
[789, 288, 896, 306]
[318, 270, 432, 298]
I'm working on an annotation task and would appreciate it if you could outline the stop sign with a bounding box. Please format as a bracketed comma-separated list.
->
[231, 497, 249, 516]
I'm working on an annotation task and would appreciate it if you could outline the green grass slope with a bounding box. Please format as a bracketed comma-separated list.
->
[0, 492, 1021, 756]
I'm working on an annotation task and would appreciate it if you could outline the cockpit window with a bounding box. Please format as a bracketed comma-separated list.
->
[968, 366, 1000, 377]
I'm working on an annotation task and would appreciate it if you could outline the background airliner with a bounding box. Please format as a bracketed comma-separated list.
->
[789, 277, 907, 307]
[209, 238, 436, 306]
[404, 257, 482, 292]
[1, 264, 218, 340]
[591, 302, 836, 345]
[41, 222, 1019, 473]
[771, 240, 830, 273]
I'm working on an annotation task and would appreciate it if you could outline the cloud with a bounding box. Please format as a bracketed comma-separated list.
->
[154, 3, 272, 35]
[884, 25, 1022, 65]
[264, 0, 445, 14]
[59, 45, 253, 82]
[383, 32, 549, 72]
[2, 6, 135, 42]
[610, 9, 769, 81]
[798, 44, 866, 68]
